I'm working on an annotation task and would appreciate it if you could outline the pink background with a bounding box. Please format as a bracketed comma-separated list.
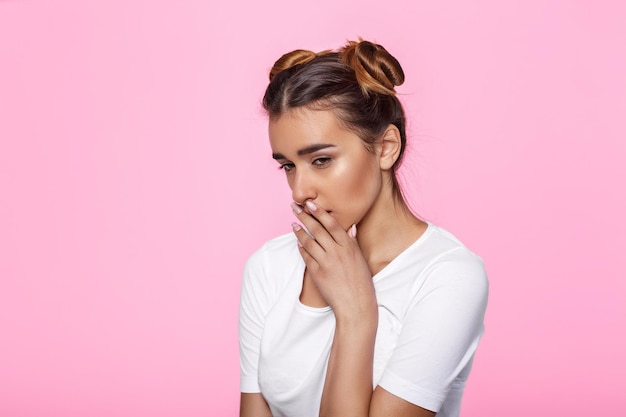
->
[1, 1, 625, 415]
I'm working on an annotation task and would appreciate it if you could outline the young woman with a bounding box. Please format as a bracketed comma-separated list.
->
[239, 39, 489, 417]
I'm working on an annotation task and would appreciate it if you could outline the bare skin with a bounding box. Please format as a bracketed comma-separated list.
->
[240, 108, 434, 417]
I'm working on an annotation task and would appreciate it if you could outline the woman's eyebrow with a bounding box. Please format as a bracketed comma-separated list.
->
[272, 144, 336, 160]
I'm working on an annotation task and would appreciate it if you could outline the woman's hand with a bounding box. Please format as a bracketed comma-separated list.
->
[291, 200, 377, 322]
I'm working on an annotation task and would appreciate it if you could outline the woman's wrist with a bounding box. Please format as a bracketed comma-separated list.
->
[334, 308, 378, 336]
[333, 296, 378, 327]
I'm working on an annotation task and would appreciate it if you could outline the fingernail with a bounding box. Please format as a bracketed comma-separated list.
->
[292, 222, 302, 231]
[349, 224, 357, 238]
[305, 200, 317, 211]
[291, 202, 303, 214]
[297, 239, 303, 248]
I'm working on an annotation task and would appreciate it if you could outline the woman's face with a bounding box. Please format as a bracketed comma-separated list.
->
[269, 108, 384, 230]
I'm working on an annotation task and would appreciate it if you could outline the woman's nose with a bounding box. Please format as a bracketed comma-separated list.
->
[291, 170, 316, 204]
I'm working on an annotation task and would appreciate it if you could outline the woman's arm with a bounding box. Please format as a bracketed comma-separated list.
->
[319, 314, 377, 416]
[369, 387, 435, 417]
[238, 248, 275, 417]
[291, 201, 378, 416]
[240, 393, 272, 417]
[371, 249, 488, 416]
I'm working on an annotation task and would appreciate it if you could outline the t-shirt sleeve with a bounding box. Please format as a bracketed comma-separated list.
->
[238, 248, 270, 393]
[377, 247, 489, 412]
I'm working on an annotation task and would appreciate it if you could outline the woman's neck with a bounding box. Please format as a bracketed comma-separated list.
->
[356, 191, 427, 276]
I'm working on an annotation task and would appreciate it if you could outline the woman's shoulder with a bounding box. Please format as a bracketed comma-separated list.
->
[244, 233, 301, 276]
[418, 223, 484, 264]
[417, 223, 488, 289]
[240, 233, 302, 316]
[249, 232, 298, 259]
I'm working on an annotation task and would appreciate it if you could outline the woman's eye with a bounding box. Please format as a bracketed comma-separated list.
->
[279, 163, 295, 172]
[312, 157, 331, 167]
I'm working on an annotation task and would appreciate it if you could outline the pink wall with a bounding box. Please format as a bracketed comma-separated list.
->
[1, 1, 624, 415]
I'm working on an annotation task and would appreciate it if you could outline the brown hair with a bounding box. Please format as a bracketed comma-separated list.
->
[262, 39, 408, 200]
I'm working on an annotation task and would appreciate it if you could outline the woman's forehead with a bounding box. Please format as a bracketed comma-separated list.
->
[269, 108, 348, 141]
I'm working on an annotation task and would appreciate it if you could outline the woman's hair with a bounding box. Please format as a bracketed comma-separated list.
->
[263, 39, 408, 200]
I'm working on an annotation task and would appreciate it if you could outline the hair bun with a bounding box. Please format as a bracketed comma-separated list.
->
[341, 39, 404, 96]
[269, 49, 318, 81]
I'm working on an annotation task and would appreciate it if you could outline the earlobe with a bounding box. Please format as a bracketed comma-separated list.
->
[378, 124, 402, 170]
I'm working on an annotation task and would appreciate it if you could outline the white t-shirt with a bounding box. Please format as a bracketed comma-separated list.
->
[239, 223, 488, 417]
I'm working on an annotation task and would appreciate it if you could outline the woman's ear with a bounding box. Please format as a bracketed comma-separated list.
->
[378, 124, 402, 170]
